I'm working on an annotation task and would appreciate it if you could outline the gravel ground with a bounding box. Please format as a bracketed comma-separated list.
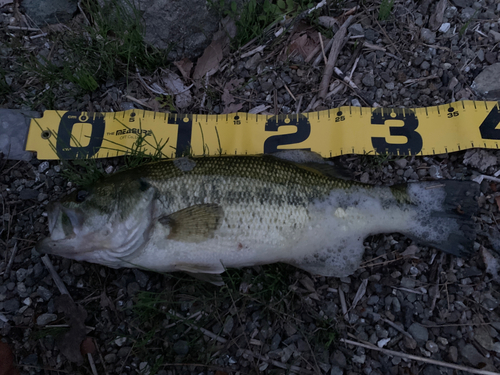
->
[1, 0, 500, 374]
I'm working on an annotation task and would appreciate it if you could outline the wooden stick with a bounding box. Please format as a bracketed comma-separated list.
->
[318, 32, 327, 66]
[338, 287, 349, 321]
[341, 338, 500, 375]
[312, 39, 333, 66]
[41, 255, 73, 300]
[3, 241, 18, 278]
[318, 15, 354, 99]
[87, 353, 99, 375]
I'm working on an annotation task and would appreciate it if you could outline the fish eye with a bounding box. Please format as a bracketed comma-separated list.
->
[76, 190, 88, 202]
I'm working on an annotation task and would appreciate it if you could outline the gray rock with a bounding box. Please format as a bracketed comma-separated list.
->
[463, 149, 497, 171]
[420, 28, 436, 44]
[270, 333, 282, 350]
[19, 189, 39, 200]
[404, 335, 417, 349]
[0, 109, 39, 161]
[36, 313, 57, 326]
[490, 30, 500, 43]
[16, 268, 28, 282]
[448, 346, 458, 362]
[70, 263, 86, 276]
[223, 316, 234, 335]
[460, 7, 476, 22]
[400, 277, 416, 288]
[360, 172, 370, 183]
[36, 286, 53, 301]
[21, 0, 78, 26]
[348, 24, 364, 36]
[474, 326, 500, 353]
[408, 323, 429, 343]
[394, 158, 407, 169]
[460, 343, 488, 366]
[104, 353, 116, 363]
[173, 340, 189, 355]
[107, 0, 237, 59]
[38, 161, 50, 173]
[2, 298, 20, 312]
[132, 269, 149, 288]
[471, 63, 500, 100]
[429, 165, 442, 179]
[362, 73, 375, 87]
[364, 29, 379, 42]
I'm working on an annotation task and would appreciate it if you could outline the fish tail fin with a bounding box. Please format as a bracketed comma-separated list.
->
[404, 180, 479, 258]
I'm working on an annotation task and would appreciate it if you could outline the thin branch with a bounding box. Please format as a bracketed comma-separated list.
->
[341, 338, 500, 375]
[318, 15, 354, 99]
[41, 255, 73, 301]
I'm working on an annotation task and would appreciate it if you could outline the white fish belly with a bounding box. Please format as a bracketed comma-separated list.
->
[124, 187, 414, 275]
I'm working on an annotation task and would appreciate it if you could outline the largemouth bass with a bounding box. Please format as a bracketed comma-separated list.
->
[37, 151, 479, 285]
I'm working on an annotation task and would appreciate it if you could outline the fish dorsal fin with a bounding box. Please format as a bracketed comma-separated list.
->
[270, 150, 353, 180]
[300, 162, 353, 180]
[159, 204, 224, 243]
[175, 263, 225, 286]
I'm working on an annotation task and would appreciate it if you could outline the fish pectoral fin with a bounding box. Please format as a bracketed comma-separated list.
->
[159, 204, 224, 243]
[175, 263, 225, 286]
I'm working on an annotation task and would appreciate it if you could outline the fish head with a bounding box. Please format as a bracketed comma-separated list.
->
[36, 174, 157, 267]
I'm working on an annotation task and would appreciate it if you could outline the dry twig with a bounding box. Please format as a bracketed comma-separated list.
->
[318, 15, 354, 99]
[41, 254, 73, 300]
[341, 338, 500, 375]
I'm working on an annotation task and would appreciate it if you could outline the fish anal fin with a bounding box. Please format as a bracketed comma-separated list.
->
[184, 271, 225, 286]
[175, 262, 225, 286]
[159, 204, 224, 243]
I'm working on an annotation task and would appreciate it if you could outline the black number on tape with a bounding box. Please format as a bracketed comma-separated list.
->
[168, 114, 193, 157]
[479, 106, 500, 140]
[370, 108, 423, 155]
[56, 112, 105, 159]
[264, 114, 311, 153]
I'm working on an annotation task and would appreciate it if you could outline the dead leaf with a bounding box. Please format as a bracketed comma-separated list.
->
[221, 89, 235, 106]
[193, 30, 229, 80]
[350, 279, 368, 310]
[55, 294, 88, 363]
[161, 70, 192, 109]
[249, 104, 270, 114]
[481, 247, 499, 280]
[0, 341, 20, 375]
[99, 290, 116, 311]
[221, 78, 244, 107]
[401, 245, 420, 257]
[222, 102, 243, 114]
[429, 0, 447, 31]
[288, 31, 320, 59]
[221, 16, 237, 39]
[173, 58, 193, 80]
[318, 15, 338, 29]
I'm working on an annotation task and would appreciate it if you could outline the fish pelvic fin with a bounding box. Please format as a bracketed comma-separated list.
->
[159, 204, 224, 243]
[404, 180, 479, 258]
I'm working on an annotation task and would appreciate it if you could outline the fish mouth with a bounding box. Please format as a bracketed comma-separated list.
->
[36, 202, 84, 256]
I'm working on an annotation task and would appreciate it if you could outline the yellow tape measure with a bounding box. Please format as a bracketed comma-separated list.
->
[26, 100, 500, 160]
